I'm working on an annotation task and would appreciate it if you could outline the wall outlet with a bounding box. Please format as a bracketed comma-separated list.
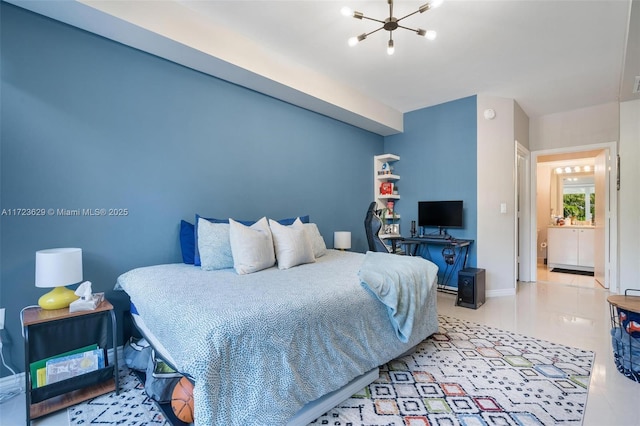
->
[0, 308, 5, 330]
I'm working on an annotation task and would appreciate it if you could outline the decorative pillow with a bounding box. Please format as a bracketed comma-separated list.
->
[303, 223, 327, 258]
[193, 215, 253, 266]
[180, 220, 195, 264]
[229, 217, 276, 275]
[269, 218, 315, 269]
[197, 219, 233, 271]
[194, 215, 310, 266]
[278, 215, 310, 225]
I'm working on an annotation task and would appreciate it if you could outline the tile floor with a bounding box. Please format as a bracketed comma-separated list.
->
[1, 266, 637, 425]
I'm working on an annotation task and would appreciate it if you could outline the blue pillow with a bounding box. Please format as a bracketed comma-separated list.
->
[180, 220, 195, 264]
[193, 214, 310, 266]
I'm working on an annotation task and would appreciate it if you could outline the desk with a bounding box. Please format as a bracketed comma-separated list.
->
[385, 236, 474, 291]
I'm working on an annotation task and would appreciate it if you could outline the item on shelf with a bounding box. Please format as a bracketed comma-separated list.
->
[386, 201, 394, 212]
[46, 347, 104, 385]
[380, 182, 393, 195]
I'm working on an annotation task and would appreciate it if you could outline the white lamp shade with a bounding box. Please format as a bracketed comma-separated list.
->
[334, 232, 352, 250]
[35, 248, 83, 288]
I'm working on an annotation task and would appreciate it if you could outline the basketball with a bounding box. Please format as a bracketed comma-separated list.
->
[171, 377, 194, 423]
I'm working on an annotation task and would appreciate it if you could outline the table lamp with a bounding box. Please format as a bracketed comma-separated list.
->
[35, 248, 83, 310]
[334, 231, 352, 251]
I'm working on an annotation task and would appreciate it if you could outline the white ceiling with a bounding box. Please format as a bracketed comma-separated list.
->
[8, 0, 640, 136]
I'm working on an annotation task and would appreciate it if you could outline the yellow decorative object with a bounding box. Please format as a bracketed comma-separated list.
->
[38, 286, 79, 310]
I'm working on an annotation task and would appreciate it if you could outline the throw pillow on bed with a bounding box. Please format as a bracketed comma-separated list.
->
[197, 218, 233, 270]
[303, 223, 327, 258]
[269, 218, 315, 269]
[229, 217, 276, 274]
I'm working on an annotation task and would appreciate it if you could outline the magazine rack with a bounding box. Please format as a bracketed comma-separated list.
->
[607, 289, 640, 382]
[22, 300, 119, 423]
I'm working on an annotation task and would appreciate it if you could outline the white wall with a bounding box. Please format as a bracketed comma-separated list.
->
[529, 102, 619, 151]
[477, 95, 518, 296]
[618, 99, 640, 294]
[536, 163, 552, 259]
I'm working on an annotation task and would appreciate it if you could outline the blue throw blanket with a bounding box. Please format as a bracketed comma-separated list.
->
[358, 251, 439, 342]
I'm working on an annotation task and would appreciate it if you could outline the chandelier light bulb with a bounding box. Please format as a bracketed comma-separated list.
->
[387, 39, 395, 55]
[341, 6, 353, 17]
[555, 167, 563, 174]
[348, 36, 358, 47]
[565, 167, 572, 173]
[431, 0, 444, 8]
[425, 30, 437, 40]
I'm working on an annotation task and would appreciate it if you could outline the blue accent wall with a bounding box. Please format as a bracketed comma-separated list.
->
[0, 3, 383, 375]
[384, 96, 478, 279]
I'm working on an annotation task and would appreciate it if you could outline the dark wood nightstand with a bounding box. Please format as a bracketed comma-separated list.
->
[22, 299, 119, 423]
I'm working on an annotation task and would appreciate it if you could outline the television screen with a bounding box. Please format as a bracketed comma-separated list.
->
[418, 200, 463, 229]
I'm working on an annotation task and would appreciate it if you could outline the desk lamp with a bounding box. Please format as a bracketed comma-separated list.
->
[35, 248, 82, 310]
[334, 232, 352, 251]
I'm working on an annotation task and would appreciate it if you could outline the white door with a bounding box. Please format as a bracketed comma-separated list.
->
[594, 150, 608, 287]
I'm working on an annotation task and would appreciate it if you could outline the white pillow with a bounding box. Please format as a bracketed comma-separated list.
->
[269, 218, 315, 269]
[198, 218, 233, 270]
[229, 217, 276, 275]
[303, 223, 327, 258]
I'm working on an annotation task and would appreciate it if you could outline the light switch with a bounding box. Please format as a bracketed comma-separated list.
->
[500, 203, 507, 214]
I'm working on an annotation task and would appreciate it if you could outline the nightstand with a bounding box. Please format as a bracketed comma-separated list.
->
[22, 299, 119, 423]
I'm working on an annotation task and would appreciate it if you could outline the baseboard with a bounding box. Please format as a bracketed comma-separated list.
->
[0, 346, 125, 396]
[486, 288, 516, 297]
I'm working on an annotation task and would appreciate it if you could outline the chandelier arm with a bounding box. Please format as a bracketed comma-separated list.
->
[364, 27, 385, 38]
[396, 9, 423, 22]
[397, 24, 420, 32]
[360, 15, 386, 25]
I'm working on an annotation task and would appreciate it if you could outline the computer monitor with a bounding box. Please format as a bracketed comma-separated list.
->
[418, 200, 463, 230]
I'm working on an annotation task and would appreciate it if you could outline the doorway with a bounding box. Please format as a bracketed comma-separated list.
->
[530, 142, 618, 292]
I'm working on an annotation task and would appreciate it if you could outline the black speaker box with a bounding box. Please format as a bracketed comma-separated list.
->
[457, 268, 485, 309]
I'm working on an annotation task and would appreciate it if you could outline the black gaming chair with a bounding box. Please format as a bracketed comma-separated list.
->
[364, 202, 392, 253]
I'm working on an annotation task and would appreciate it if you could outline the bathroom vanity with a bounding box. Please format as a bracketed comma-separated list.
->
[547, 226, 595, 272]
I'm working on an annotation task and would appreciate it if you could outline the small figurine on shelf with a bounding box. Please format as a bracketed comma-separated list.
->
[380, 182, 393, 195]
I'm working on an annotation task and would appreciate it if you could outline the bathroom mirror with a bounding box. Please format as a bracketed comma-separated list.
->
[552, 174, 595, 222]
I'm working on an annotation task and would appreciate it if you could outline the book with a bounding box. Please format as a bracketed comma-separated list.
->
[46, 348, 105, 385]
[30, 344, 99, 388]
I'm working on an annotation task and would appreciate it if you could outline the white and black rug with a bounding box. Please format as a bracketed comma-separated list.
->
[312, 315, 593, 425]
[69, 316, 594, 425]
[68, 367, 169, 425]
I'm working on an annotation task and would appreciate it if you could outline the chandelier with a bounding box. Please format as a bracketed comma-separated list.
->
[342, 0, 443, 55]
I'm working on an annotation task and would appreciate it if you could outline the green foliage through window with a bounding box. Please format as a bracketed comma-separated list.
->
[563, 193, 595, 221]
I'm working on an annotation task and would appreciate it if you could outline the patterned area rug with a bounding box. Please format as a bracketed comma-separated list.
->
[69, 316, 594, 425]
[68, 367, 169, 425]
[312, 315, 594, 425]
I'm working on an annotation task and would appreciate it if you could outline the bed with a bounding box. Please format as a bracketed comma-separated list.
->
[116, 249, 439, 425]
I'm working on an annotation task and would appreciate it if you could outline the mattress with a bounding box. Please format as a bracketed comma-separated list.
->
[116, 250, 439, 425]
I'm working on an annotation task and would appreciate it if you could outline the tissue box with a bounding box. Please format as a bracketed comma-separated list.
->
[69, 292, 105, 312]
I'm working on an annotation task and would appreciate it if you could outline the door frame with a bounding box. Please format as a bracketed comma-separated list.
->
[516, 141, 531, 282]
[529, 142, 618, 292]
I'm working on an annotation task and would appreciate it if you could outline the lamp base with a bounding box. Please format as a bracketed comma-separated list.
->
[38, 286, 79, 310]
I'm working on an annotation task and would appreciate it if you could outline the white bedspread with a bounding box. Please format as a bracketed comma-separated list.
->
[116, 250, 438, 425]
